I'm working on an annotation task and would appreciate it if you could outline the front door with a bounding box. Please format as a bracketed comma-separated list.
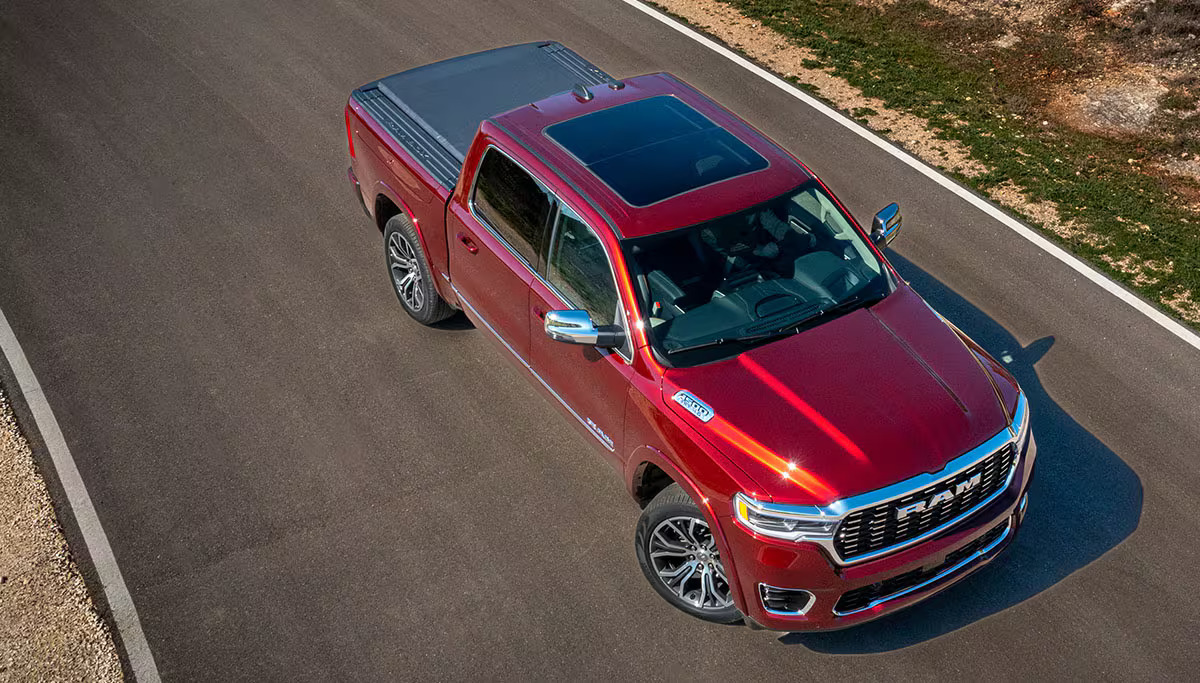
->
[529, 204, 634, 462]
[447, 147, 553, 362]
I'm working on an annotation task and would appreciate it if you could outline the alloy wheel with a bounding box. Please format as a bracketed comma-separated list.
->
[387, 231, 424, 312]
[647, 516, 733, 610]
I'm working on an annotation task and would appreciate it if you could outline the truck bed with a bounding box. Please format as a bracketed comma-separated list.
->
[351, 42, 612, 191]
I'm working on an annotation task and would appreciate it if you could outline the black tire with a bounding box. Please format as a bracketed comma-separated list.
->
[635, 484, 742, 624]
[383, 214, 454, 325]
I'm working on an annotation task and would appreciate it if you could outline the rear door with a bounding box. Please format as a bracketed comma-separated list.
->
[529, 204, 635, 460]
[447, 146, 554, 363]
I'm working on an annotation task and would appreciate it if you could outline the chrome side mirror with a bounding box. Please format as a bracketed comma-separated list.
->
[544, 310, 625, 348]
[871, 203, 902, 249]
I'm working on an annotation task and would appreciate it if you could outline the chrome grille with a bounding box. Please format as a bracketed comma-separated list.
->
[834, 444, 1016, 561]
[834, 520, 1010, 615]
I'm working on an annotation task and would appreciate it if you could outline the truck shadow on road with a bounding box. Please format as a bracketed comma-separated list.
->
[780, 254, 1143, 653]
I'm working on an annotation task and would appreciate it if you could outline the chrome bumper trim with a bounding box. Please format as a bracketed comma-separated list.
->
[833, 518, 1013, 616]
[759, 584, 817, 616]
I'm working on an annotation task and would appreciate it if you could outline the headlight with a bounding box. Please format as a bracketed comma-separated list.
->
[1012, 391, 1031, 454]
[733, 493, 839, 541]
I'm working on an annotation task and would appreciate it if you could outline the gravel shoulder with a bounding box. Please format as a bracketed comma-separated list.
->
[0, 384, 122, 682]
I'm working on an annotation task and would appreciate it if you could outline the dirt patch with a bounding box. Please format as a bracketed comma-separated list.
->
[655, 0, 988, 178]
[1050, 67, 1169, 136]
[0, 387, 123, 682]
[861, 0, 1070, 24]
[1159, 155, 1200, 184]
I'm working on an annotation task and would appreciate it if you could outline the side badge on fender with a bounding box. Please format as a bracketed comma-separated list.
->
[672, 391, 714, 423]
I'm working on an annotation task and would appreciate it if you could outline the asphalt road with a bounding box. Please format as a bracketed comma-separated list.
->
[2, 0, 1198, 679]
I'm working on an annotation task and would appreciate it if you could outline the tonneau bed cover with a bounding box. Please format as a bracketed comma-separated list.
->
[352, 42, 612, 190]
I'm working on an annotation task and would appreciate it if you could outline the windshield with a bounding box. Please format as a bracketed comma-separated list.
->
[624, 181, 892, 366]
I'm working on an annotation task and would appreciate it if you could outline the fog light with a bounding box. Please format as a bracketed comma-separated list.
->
[1018, 491, 1029, 522]
[759, 584, 815, 615]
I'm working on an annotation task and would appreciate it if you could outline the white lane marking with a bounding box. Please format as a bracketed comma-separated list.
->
[620, 0, 1200, 353]
[0, 309, 161, 683]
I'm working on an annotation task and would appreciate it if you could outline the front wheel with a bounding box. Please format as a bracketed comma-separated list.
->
[383, 214, 453, 325]
[635, 484, 742, 624]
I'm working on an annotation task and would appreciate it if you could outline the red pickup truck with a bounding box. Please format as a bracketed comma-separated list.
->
[344, 42, 1035, 630]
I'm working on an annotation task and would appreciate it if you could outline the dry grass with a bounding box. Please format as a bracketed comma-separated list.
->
[0, 386, 123, 682]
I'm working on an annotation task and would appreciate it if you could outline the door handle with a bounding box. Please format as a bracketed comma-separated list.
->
[456, 232, 478, 254]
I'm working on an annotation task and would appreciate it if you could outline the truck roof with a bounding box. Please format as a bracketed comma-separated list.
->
[492, 72, 813, 239]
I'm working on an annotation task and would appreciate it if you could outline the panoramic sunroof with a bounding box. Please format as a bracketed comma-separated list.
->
[546, 96, 769, 207]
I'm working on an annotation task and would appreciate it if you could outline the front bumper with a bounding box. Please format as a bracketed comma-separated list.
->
[724, 433, 1036, 631]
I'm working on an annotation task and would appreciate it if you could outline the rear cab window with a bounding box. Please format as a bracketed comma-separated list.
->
[471, 148, 554, 266]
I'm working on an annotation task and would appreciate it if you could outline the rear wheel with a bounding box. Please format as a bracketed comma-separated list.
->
[635, 484, 741, 624]
[383, 214, 453, 325]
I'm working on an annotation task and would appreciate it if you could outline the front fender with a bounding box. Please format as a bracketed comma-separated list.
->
[625, 445, 749, 615]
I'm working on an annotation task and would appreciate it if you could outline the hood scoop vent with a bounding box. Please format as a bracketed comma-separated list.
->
[672, 390, 715, 423]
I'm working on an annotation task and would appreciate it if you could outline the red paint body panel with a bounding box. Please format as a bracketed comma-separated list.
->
[494, 73, 812, 238]
[529, 277, 634, 464]
[345, 100, 456, 303]
[664, 286, 1010, 507]
[345, 56, 1034, 631]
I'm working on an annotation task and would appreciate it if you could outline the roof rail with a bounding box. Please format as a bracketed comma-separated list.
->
[572, 83, 594, 101]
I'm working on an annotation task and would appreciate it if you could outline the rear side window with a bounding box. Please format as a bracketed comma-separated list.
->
[472, 149, 553, 265]
[546, 206, 618, 326]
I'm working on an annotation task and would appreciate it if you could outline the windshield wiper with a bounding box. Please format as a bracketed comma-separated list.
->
[769, 291, 886, 333]
[663, 328, 798, 355]
[662, 292, 888, 356]
[814, 290, 889, 319]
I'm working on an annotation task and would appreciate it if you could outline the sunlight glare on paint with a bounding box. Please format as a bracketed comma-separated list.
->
[740, 356, 869, 464]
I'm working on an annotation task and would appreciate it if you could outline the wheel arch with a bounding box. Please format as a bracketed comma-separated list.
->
[627, 446, 711, 511]
[373, 186, 416, 233]
[628, 445, 750, 618]
[631, 460, 678, 509]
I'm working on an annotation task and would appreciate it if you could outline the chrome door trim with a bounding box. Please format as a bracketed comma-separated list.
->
[455, 289, 615, 452]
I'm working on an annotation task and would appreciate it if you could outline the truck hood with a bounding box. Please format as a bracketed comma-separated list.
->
[663, 286, 1012, 506]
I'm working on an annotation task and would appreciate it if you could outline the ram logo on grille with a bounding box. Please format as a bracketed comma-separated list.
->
[895, 472, 983, 521]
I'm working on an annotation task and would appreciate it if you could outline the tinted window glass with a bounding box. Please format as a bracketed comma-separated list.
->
[472, 149, 553, 264]
[546, 207, 617, 326]
[624, 180, 890, 366]
[546, 96, 769, 207]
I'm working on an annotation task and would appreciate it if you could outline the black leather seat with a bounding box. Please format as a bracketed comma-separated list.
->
[792, 251, 862, 300]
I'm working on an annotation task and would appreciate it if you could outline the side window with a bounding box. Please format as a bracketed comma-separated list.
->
[472, 149, 553, 265]
[546, 206, 618, 327]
